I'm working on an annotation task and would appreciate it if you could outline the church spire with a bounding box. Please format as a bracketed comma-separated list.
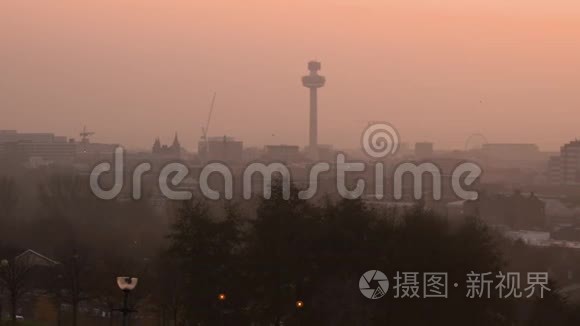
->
[152, 137, 161, 153]
[172, 132, 180, 146]
[171, 132, 181, 152]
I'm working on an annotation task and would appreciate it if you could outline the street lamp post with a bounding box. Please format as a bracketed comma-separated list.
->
[115, 277, 138, 326]
[0, 259, 6, 324]
[295, 300, 304, 326]
[217, 293, 226, 326]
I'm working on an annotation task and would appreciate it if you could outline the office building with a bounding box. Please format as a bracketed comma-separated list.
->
[198, 136, 243, 163]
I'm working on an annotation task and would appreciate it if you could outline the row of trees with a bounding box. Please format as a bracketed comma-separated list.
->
[1, 173, 580, 325]
[160, 181, 580, 325]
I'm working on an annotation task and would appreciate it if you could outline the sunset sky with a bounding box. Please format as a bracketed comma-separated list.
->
[1, 0, 579, 151]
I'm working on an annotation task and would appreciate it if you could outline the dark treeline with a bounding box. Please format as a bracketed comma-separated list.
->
[0, 171, 165, 325]
[0, 172, 579, 325]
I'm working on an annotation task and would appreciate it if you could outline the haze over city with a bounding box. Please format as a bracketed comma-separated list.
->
[5, 1, 580, 325]
[2, 0, 580, 150]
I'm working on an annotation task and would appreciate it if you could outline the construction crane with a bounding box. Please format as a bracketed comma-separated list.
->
[80, 126, 95, 143]
[201, 92, 217, 141]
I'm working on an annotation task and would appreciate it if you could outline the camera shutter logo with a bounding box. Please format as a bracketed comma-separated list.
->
[359, 270, 389, 299]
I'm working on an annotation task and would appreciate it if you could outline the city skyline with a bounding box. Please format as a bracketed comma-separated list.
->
[4, 2, 580, 324]
[2, 0, 580, 150]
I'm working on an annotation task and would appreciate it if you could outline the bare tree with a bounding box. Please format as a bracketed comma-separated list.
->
[64, 254, 88, 326]
[0, 257, 32, 325]
[0, 249, 59, 325]
[0, 177, 18, 230]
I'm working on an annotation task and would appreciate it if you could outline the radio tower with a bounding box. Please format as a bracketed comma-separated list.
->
[302, 61, 325, 156]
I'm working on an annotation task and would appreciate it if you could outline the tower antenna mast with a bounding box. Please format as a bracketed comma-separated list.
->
[80, 125, 95, 143]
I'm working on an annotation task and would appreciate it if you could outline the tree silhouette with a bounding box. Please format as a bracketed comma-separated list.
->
[166, 198, 240, 324]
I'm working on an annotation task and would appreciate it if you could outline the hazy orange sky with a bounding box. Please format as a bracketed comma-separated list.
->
[1, 0, 579, 151]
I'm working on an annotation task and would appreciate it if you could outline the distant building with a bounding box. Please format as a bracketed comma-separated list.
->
[0, 130, 62, 143]
[264, 145, 301, 162]
[415, 142, 434, 159]
[0, 130, 76, 166]
[560, 140, 580, 185]
[546, 140, 580, 185]
[198, 136, 243, 163]
[316, 144, 336, 161]
[479, 143, 545, 170]
[243, 147, 263, 162]
[152, 133, 181, 158]
[76, 141, 118, 156]
[482, 143, 540, 161]
[548, 155, 562, 184]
